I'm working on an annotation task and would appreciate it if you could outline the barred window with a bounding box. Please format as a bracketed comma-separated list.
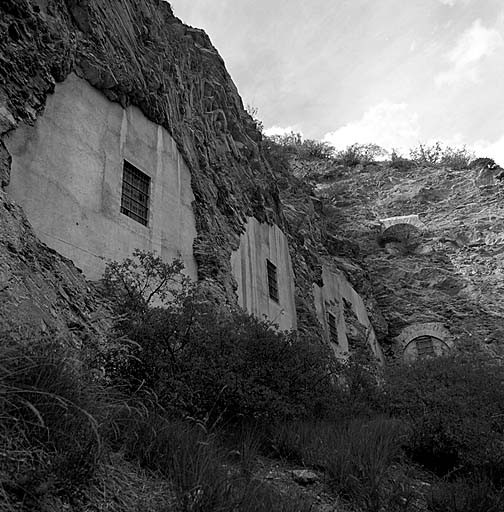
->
[120, 161, 150, 226]
[414, 335, 436, 358]
[326, 311, 338, 344]
[266, 259, 279, 302]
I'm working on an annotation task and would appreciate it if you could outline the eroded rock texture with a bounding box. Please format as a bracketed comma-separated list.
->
[0, 0, 282, 293]
[0, 0, 386, 351]
[0, 189, 109, 346]
[307, 157, 504, 358]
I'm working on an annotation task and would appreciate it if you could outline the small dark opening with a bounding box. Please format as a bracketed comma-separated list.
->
[326, 311, 338, 344]
[266, 259, 279, 302]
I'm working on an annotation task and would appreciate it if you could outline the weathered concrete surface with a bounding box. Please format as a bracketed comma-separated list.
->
[396, 322, 452, 362]
[6, 74, 197, 280]
[231, 217, 296, 331]
[313, 265, 384, 361]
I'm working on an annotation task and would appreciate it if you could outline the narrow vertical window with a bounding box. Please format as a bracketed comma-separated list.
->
[266, 259, 279, 302]
[120, 160, 150, 226]
[326, 311, 338, 344]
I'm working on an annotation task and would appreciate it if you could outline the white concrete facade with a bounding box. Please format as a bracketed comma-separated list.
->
[230, 217, 297, 331]
[313, 266, 384, 362]
[5, 74, 197, 280]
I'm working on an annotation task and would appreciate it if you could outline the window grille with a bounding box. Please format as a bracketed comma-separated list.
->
[326, 311, 338, 344]
[266, 259, 279, 302]
[120, 161, 150, 226]
[414, 335, 436, 358]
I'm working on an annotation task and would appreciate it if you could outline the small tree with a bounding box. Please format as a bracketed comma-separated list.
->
[103, 249, 187, 313]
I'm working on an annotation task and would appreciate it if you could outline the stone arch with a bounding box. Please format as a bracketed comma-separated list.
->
[395, 322, 452, 362]
[379, 215, 427, 246]
[380, 214, 427, 232]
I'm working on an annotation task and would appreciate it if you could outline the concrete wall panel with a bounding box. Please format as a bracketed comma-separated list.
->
[231, 217, 296, 331]
[5, 74, 197, 280]
[313, 266, 384, 362]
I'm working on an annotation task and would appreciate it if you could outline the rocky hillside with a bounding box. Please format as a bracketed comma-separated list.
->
[297, 154, 504, 357]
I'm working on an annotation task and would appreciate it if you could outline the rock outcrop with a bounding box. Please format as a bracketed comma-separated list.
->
[0, 0, 281, 296]
[306, 157, 504, 358]
[0, 0, 386, 352]
[0, 188, 109, 346]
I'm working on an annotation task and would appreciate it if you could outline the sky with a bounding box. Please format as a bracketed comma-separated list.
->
[169, 0, 504, 162]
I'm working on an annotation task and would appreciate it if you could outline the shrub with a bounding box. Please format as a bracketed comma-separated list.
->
[103, 248, 187, 314]
[103, 252, 338, 424]
[383, 351, 504, 479]
[265, 132, 335, 160]
[246, 104, 264, 133]
[409, 142, 474, 170]
[390, 149, 415, 172]
[335, 143, 386, 167]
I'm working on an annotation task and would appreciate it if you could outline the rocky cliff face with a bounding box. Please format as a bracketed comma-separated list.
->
[0, 0, 282, 294]
[0, 188, 109, 347]
[1, 0, 388, 346]
[0, 0, 374, 349]
[304, 157, 504, 357]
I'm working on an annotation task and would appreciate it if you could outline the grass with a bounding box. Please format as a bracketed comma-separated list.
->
[265, 417, 411, 512]
[427, 475, 504, 512]
[4, 333, 504, 512]
[0, 340, 316, 511]
[324, 418, 407, 511]
[0, 341, 102, 507]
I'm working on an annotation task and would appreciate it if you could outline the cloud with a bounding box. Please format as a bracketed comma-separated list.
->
[472, 135, 504, 166]
[437, 0, 472, 5]
[322, 101, 420, 152]
[263, 125, 302, 137]
[435, 19, 503, 86]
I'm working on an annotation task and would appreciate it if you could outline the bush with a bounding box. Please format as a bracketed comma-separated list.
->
[265, 132, 335, 160]
[103, 248, 187, 314]
[409, 142, 474, 170]
[390, 149, 415, 172]
[335, 143, 386, 167]
[102, 252, 338, 424]
[383, 351, 504, 480]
